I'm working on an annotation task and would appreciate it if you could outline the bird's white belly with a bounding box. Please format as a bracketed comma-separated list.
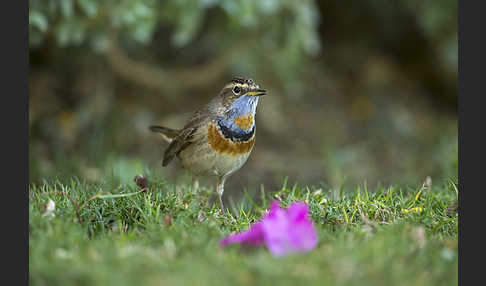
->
[178, 142, 251, 177]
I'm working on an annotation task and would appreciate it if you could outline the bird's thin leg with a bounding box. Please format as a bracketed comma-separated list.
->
[215, 176, 227, 214]
[192, 176, 199, 192]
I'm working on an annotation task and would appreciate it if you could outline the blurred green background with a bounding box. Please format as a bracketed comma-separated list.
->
[29, 0, 457, 194]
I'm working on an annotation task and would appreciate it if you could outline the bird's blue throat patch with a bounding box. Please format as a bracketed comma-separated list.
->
[216, 95, 258, 142]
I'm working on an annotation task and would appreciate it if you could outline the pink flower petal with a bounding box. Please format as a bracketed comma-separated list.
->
[219, 222, 264, 247]
[220, 200, 318, 257]
[261, 205, 291, 256]
[286, 202, 318, 252]
[262, 201, 317, 256]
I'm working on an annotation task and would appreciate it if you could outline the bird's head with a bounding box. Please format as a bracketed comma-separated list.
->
[216, 76, 266, 130]
[220, 76, 266, 104]
[219, 76, 265, 108]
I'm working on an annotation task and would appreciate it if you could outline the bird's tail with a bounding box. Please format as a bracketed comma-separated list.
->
[149, 125, 180, 144]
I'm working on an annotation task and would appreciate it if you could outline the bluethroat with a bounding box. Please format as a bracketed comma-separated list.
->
[150, 76, 266, 213]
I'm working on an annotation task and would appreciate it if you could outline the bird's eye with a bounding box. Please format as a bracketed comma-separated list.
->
[233, 86, 241, 95]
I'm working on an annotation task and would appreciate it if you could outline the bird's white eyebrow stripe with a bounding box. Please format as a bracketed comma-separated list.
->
[223, 83, 234, 89]
[223, 83, 251, 92]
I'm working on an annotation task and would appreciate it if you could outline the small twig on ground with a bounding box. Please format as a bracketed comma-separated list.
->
[93, 190, 147, 200]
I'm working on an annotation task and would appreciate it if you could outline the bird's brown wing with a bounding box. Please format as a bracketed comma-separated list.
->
[162, 109, 208, 166]
[149, 125, 180, 143]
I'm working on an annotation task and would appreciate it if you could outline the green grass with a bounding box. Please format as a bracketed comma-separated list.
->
[29, 176, 458, 286]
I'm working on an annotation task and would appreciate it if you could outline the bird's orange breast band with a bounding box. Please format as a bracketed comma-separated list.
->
[208, 123, 255, 156]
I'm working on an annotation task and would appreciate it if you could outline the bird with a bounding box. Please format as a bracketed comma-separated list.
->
[149, 76, 266, 213]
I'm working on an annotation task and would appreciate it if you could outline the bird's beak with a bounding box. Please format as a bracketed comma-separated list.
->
[246, 89, 267, 96]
